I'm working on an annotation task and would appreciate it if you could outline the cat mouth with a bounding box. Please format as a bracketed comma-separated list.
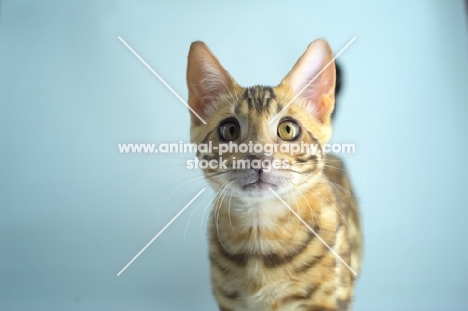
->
[243, 181, 277, 192]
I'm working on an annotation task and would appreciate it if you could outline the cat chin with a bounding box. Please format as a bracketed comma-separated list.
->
[242, 181, 277, 193]
[229, 183, 293, 203]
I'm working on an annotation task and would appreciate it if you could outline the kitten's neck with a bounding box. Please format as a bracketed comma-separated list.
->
[210, 181, 333, 254]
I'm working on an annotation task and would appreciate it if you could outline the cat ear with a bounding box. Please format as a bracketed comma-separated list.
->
[280, 39, 336, 124]
[187, 41, 236, 124]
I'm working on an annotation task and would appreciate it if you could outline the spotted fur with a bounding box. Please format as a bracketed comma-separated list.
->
[186, 40, 363, 311]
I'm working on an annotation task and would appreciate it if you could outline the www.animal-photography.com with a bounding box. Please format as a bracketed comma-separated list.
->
[1, 1, 467, 310]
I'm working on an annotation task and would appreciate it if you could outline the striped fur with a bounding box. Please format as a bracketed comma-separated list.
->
[186, 40, 363, 311]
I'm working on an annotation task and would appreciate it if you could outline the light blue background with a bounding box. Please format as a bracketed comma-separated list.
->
[1, 1, 467, 310]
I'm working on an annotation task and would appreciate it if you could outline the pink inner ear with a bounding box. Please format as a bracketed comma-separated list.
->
[284, 40, 336, 123]
[187, 42, 234, 121]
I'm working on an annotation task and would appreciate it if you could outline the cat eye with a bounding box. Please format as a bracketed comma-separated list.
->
[277, 120, 300, 141]
[219, 120, 240, 141]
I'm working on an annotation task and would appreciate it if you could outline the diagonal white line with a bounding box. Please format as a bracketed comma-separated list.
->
[268, 37, 356, 125]
[118, 36, 207, 125]
[268, 188, 357, 276]
[117, 187, 206, 276]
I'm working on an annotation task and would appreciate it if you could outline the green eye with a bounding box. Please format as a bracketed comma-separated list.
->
[277, 120, 300, 141]
[219, 120, 240, 141]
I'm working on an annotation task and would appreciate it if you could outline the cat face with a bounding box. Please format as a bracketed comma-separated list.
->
[186, 40, 336, 202]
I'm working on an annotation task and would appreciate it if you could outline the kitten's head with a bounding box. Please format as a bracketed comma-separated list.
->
[186, 40, 336, 202]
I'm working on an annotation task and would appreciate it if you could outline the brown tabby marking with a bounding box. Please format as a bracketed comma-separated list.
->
[186, 40, 363, 311]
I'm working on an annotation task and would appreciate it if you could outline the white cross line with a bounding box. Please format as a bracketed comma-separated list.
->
[268, 188, 357, 276]
[118, 36, 207, 125]
[268, 37, 356, 125]
[117, 187, 206, 276]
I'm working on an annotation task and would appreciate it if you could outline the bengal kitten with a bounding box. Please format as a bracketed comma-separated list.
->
[186, 39, 362, 311]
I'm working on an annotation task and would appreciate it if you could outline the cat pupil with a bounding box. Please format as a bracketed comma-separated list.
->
[229, 126, 234, 135]
[286, 125, 291, 133]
